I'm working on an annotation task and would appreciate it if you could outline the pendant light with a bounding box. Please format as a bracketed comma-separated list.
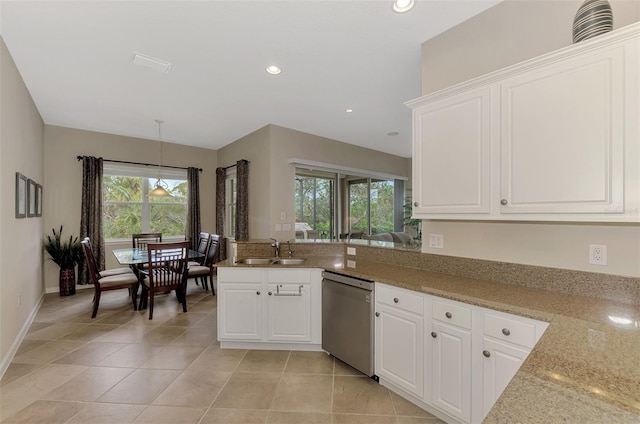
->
[148, 119, 172, 197]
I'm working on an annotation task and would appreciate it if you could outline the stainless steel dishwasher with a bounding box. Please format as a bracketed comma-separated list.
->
[322, 270, 376, 378]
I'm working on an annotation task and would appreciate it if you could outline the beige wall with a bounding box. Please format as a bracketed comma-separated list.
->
[0, 38, 45, 372]
[419, 0, 640, 277]
[43, 126, 218, 289]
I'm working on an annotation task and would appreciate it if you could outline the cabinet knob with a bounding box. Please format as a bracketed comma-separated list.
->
[445, 312, 452, 319]
[502, 328, 511, 336]
[256, 291, 261, 295]
[375, 312, 380, 317]
[268, 292, 272, 296]
[500, 199, 508, 205]
[483, 350, 491, 358]
[431, 332, 437, 338]
[393, 297, 399, 304]
[413, 202, 418, 207]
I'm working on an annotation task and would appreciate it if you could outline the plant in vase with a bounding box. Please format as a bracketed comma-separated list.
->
[44, 226, 84, 296]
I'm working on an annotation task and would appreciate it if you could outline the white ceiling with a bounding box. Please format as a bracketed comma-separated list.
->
[1, 0, 500, 158]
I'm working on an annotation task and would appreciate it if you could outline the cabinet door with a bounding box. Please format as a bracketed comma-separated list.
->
[267, 283, 311, 342]
[481, 338, 529, 420]
[500, 46, 625, 214]
[430, 321, 471, 423]
[375, 303, 424, 398]
[412, 86, 493, 215]
[218, 283, 263, 340]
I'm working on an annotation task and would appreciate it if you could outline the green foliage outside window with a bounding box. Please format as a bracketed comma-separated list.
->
[295, 177, 333, 237]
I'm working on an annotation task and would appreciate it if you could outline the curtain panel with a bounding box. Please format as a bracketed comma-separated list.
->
[215, 167, 227, 261]
[185, 167, 201, 250]
[79, 156, 104, 285]
[235, 159, 249, 241]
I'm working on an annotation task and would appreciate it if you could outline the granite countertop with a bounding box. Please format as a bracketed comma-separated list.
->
[218, 257, 640, 422]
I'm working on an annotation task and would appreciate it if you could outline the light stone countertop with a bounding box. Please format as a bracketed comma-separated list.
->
[218, 257, 640, 422]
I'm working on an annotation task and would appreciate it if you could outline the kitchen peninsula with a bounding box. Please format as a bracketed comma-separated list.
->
[217, 239, 640, 423]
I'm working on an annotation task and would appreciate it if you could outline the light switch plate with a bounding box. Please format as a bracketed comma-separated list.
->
[275, 224, 282, 232]
[347, 247, 356, 256]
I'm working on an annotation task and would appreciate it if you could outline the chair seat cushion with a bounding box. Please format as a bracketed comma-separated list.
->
[188, 265, 210, 276]
[99, 267, 134, 278]
[187, 260, 202, 267]
[98, 273, 138, 288]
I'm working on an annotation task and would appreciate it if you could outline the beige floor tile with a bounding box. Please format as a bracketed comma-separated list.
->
[24, 322, 55, 334]
[169, 327, 218, 346]
[332, 376, 395, 415]
[187, 345, 246, 372]
[390, 391, 434, 418]
[66, 402, 146, 424]
[334, 358, 365, 376]
[140, 326, 187, 344]
[94, 310, 145, 325]
[152, 368, 232, 408]
[266, 410, 332, 424]
[284, 351, 334, 375]
[139, 344, 205, 370]
[132, 405, 206, 423]
[0, 364, 87, 420]
[212, 372, 281, 410]
[0, 363, 42, 386]
[94, 324, 154, 343]
[23, 322, 89, 341]
[43, 366, 134, 401]
[53, 341, 127, 366]
[332, 414, 398, 424]
[58, 323, 121, 341]
[236, 350, 290, 373]
[96, 368, 182, 404]
[12, 340, 87, 364]
[270, 374, 333, 413]
[199, 408, 268, 424]
[96, 343, 166, 368]
[396, 417, 446, 423]
[160, 312, 208, 327]
[1, 399, 84, 424]
[13, 339, 49, 357]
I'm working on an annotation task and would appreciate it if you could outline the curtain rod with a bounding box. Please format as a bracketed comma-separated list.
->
[76, 156, 202, 172]
[219, 159, 250, 171]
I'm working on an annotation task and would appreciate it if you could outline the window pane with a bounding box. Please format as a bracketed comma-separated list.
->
[104, 176, 142, 202]
[370, 180, 394, 234]
[148, 178, 187, 203]
[349, 180, 369, 232]
[104, 203, 142, 239]
[150, 204, 187, 236]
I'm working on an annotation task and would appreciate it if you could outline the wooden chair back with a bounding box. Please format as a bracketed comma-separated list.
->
[132, 233, 162, 249]
[81, 239, 101, 287]
[146, 241, 189, 291]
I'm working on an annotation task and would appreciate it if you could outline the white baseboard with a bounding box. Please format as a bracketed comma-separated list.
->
[0, 292, 46, 380]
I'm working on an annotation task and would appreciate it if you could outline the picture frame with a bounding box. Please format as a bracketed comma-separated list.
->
[15, 173, 27, 218]
[27, 179, 37, 217]
[36, 184, 43, 217]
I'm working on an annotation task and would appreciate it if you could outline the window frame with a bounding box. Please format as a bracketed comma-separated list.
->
[225, 169, 237, 239]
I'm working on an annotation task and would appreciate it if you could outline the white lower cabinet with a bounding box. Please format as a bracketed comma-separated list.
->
[218, 268, 322, 349]
[374, 282, 548, 424]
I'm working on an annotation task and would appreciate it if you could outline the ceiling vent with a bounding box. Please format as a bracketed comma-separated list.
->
[131, 51, 172, 74]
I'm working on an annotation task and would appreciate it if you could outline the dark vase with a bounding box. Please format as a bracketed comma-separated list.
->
[59, 268, 76, 296]
[573, 0, 613, 43]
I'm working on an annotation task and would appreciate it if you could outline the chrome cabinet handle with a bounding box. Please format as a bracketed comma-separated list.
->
[445, 312, 452, 319]
[274, 285, 303, 297]
[483, 350, 491, 358]
[500, 199, 508, 205]
[393, 297, 399, 304]
[502, 328, 511, 336]
[431, 332, 437, 338]
[375, 312, 380, 317]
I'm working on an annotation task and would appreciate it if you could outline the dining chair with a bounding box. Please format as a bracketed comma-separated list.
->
[81, 239, 139, 318]
[132, 233, 162, 249]
[187, 234, 219, 294]
[142, 240, 190, 320]
[188, 232, 210, 267]
[83, 237, 134, 278]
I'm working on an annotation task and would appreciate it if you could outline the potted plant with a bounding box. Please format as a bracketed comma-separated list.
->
[44, 226, 84, 296]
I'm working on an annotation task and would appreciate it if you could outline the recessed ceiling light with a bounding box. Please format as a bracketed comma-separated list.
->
[387, 131, 399, 136]
[266, 65, 282, 75]
[346, 109, 353, 113]
[392, 0, 415, 13]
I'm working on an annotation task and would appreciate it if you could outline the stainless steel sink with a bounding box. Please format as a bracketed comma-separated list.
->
[273, 258, 307, 265]
[235, 258, 275, 265]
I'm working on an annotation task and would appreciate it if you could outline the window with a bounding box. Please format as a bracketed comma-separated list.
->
[225, 169, 237, 239]
[103, 164, 187, 240]
[348, 178, 396, 234]
[295, 172, 335, 238]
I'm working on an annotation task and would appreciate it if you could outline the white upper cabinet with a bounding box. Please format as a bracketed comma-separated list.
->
[407, 23, 640, 222]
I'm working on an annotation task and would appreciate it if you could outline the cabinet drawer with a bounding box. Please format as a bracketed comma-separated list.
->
[377, 284, 424, 315]
[432, 300, 472, 329]
[483, 313, 537, 348]
[219, 268, 263, 283]
[268, 269, 311, 283]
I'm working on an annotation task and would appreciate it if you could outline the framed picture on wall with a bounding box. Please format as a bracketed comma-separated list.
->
[27, 178, 37, 217]
[15, 173, 27, 218]
[36, 183, 43, 217]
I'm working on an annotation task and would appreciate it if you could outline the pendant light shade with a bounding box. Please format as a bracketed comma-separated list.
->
[149, 119, 172, 197]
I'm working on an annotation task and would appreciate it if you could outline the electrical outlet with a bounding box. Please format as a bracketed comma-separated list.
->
[589, 244, 607, 265]
[347, 247, 356, 256]
[429, 234, 444, 249]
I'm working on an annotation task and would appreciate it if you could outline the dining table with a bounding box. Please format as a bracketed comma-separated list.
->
[112, 247, 205, 309]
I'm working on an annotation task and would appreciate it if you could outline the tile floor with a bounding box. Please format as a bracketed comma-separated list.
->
[0, 280, 444, 424]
